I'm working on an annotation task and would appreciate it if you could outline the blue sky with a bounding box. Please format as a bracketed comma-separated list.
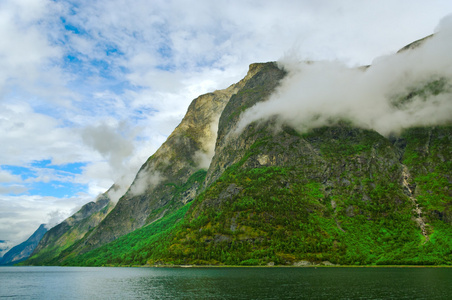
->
[1, 161, 86, 197]
[1, 0, 451, 248]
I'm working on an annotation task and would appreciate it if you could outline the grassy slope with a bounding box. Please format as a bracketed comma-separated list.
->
[397, 126, 452, 264]
[62, 202, 192, 266]
[46, 170, 207, 266]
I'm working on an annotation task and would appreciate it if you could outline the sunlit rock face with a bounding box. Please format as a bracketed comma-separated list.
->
[66, 63, 267, 254]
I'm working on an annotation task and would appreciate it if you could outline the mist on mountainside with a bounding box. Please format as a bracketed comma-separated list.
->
[236, 17, 452, 136]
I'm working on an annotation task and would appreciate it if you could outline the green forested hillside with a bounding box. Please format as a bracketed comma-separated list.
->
[46, 124, 452, 267]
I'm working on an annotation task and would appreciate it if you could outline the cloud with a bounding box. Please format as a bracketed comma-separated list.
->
[236, 17, 452, 136]
[80, 121, 145, 198]
[0, 194, 90, 245]
[105, 183, 127, 203]
[0, 102, 93, 167]
[194, 117, 220, 169]
[0, 0, 70, 104]
[0, 169, 21, 183]
[45, 209, 69, 229]
[129, 168, 164, 197]
[81, 122, 135, 170]
[0, 185, 29, 195]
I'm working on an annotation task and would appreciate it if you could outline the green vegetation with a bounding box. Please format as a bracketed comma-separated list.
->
[168, 169, 207, 201]
[24, 200, 114, 266]
[401, 126, 452, 220]
[61, 203, 193, 266]
[23, 62, 452, 268]
[146, 169, 207, 222]
[55, 124, 451, 267]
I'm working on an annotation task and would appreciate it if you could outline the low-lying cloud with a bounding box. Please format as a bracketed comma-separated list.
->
[236, 16, 452, 137]
[193, 117, 220, 169]
[81, 121, 142, 201]
[45, 209, 69, 229]
[129, 167, 164, 197]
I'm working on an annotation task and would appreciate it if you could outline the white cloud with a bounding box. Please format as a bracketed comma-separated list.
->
[129, 168, 164, 197]
[0, 0, 70, 105]
[236, 17, 452, 136]
[0, 169, 21, 183]
[0, 194, 90, 245]
[0, 102, 85, 166]
[81, 122, 135, 169]
[194, 117, 221, 169]
[0, 185, 29, 195]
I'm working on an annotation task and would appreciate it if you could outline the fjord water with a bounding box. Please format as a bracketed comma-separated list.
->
[1, 266, 451, 299]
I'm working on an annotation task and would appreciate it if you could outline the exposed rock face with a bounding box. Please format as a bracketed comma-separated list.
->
[25, 191, 113, 265]
[71, 64, 266, 254]
[204, 62, 286, 187]
[0, 224, 47, 265]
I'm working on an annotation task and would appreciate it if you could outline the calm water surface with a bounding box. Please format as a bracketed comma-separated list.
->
[1, 266, 451, 299]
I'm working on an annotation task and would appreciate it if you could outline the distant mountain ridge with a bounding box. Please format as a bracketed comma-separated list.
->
[0, 240, 13, 258]
[0, 224, 47, 265]
[24, 34, 452, 266]
[25, 190, 114, 265]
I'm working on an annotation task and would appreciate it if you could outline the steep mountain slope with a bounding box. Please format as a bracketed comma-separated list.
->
[58, 60, 451, 267]
[0, 224, 47, 265]
[159, 125, 451, 265]
[141, 60, 451, 265]
[58, 64, 266, 256]
[26, 35, 452, 266]
[24, 190, 114, 265]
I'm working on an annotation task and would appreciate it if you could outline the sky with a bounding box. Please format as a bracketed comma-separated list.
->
[1, 0, 451, 249]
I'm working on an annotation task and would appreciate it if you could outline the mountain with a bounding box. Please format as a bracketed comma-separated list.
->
[36, 63, 267, 261]
[0, 240, 14, 258]
[0, 224, 47, 265]
[25, 34, 452, 266]
[25, 189, 114, 265]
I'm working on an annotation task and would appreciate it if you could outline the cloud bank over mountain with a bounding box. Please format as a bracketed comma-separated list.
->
[237, 16, 452, 136]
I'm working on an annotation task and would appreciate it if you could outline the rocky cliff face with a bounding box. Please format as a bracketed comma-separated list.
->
[0, 224, 47, 265]
[25, 34, 452, 266]
[67, 64, 266, 254]
[204, 62, 286, 187]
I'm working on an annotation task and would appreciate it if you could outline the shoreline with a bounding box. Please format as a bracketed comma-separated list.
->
[147, 265, 452, 268]
[109, 264, 452, 268]
[12, 263, 452, 268]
